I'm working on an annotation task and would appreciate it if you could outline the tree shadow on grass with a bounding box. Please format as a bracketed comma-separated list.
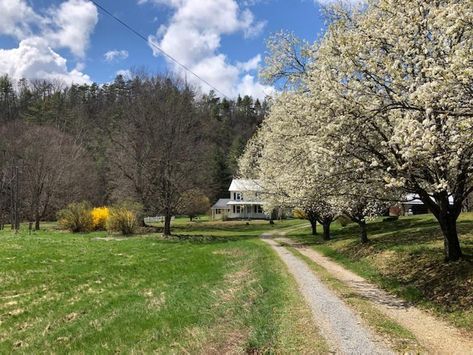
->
[296, 216, 473, 252]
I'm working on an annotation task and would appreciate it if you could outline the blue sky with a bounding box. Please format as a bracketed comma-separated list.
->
[0, 0, 331, 98]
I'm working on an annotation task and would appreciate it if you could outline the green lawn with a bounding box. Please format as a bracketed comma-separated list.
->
[0, 219, 327, 353]
[7, 213, 469, 352]
[154, 217, 304, 237]
[286, 213, 473, 332]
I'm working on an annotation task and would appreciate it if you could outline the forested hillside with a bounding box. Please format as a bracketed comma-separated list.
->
[0, 74, 267, 228]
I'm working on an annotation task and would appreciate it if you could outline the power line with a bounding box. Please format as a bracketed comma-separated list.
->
[90, 0, 231, 99]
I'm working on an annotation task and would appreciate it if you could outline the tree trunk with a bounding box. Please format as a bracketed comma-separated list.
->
[438, 213, 462, 262]
[322, 222, 331, 241]
[418, 190, 464, 262]
[269, 209, 277, 224]
[163, 214, 172, 236]
[10, 198, 14, 229]
[310, 218, 317, 235]
[306, 209, 318, 235]
[358, 220, 369, 244]
[34, 209, 40, 231]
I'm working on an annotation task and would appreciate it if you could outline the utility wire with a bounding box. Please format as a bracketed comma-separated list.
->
[90, 0, 231, 99]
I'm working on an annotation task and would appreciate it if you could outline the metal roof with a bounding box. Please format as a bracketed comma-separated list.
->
[400, 193, 454, 205]
[211, 198, 231, 210]
[227, 201, 266, 205]
[228, 179, 264, 192]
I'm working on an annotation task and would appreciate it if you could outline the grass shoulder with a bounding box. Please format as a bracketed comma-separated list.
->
[286, 213, 473, 332]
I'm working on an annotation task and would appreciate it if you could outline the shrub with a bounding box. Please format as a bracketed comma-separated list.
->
[293, 208, 307, 219]
[107, 208, 137, 235]
[91, 207, 109, 230]
[337, 214, 352, 227]
[57, 202, 93, 233]
[107, 202, 142, 235]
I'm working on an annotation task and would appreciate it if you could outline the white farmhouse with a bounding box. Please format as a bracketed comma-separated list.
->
[211, 179, 267, 220]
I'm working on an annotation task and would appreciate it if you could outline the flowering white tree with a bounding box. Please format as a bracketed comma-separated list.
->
[239, 75, 397, 242]
[309, 0, 473, 261]
[331, 182, 396, 243]
[239, 91, 338, 240]
[242, 0, 472, 260]
[260, 31, 314, 89]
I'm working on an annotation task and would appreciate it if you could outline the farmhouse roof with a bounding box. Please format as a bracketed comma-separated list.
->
[211, 198, 231, 209]
[228, 179, 264, 192]
[227, 201, 266, 205]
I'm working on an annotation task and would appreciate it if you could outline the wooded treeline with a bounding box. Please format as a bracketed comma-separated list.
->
[0, 74, 267, 231]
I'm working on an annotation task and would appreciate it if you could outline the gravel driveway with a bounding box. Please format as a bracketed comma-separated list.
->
[262, 237, 393, 355]
[277, 237, 473, 355]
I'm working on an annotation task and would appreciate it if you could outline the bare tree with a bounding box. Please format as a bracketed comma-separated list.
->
[108, 75, 211, 235]
[0, 122, 97, 230]
[179, 190, 210, 221]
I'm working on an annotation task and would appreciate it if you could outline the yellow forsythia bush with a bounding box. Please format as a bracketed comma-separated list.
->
[91, 207, 110, 230]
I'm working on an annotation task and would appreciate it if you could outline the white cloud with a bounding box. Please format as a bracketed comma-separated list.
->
[240, 0, 268, 5]
[45, 0, 98, 58]
[0, 37, 91, 85]
[144, 0, 272, 99]
[240, 9, 266, 39]
[237, 74, 275, 98]
[0, 0, 97, 84]
[105, 50, 129, 62]
[186, 54, 240, 96]
[237, 54, 261, 72]
[0, 0, 43, 39]
[116, 69, 132, 80]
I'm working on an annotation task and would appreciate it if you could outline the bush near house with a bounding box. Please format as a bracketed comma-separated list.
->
[57, 201, 143, 236]
[57, 202, 94, 233]
[107, 202, 142, 235]
[91, 207, 109, 230]
[292, 208, 306, 219]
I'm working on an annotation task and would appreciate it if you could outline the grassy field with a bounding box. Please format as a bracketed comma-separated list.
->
[4, 213, 471, 352]
[286, 213, 473, 332]
[0, 218, 328, 353]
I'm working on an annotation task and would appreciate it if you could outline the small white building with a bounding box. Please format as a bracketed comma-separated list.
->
[391, 193, 454, 216]
[211, 179, 267, 220]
